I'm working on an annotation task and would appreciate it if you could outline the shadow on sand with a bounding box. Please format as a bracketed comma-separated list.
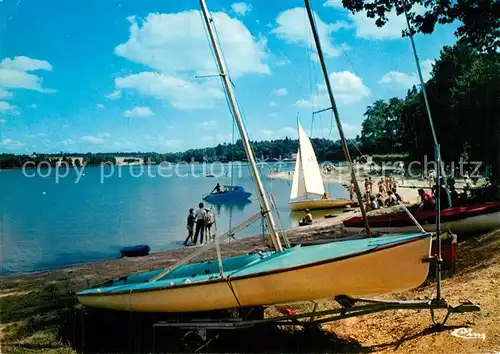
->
[58, 306, 366, 353]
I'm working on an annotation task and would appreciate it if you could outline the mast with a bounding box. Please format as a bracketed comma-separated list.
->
[403, 3, 444, 299]
[199, 0, 283, 252]
[304, 0, 372, 237]
[403, 4, 451, 211]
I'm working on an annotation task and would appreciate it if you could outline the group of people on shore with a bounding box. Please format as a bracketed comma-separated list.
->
[349, 175, 402, 211]
[184, 202, 215, 246]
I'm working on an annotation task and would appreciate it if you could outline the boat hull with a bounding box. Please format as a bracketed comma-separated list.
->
[289, 198, 353, 211]
[77, 234, 431, 312]
[343, 203, 500, 235]
[203, 192, 252, 204]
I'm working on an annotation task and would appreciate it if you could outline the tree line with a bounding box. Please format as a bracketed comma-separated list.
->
[0, 137, 362, 169]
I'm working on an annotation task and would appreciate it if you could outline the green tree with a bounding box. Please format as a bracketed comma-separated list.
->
[341, 0, 499, 53]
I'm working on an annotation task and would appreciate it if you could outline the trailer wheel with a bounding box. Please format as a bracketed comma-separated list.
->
[181, 330, 206, 352]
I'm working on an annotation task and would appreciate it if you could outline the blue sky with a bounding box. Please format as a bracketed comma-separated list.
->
[0, 0, 458, 153]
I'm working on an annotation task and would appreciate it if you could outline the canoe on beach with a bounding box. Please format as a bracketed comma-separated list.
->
[343, 202, 500, 234]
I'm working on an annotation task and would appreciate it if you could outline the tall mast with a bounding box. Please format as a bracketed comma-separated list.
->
[403, 4, 451, 211]
[403, 3, 444, 299]
[304, 0, 371, 237]
[199, 0, 283, 252]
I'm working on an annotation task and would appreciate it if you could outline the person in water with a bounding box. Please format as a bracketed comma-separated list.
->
[183, 208, 195, 246]
[193, 203, 206, 244]
[300, 209, 313, 225]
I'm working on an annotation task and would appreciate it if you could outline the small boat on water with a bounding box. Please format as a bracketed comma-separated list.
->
[77, 232, 431, 312]
[289, 122, 353, 212]
[120, 245, 151, 257]
[203, 185, 252, 204]
[343, 202, 500, 235]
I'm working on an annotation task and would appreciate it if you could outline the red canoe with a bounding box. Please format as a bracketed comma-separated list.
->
[343, 202, 500, 235]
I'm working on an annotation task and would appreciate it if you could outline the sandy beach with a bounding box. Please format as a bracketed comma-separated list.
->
[1, 207, 500, 353]
[267, 166, 482, 205]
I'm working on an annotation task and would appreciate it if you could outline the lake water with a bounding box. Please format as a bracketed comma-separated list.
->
[0, 162, 348, 275]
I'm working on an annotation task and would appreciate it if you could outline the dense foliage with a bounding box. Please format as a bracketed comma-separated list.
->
[359, 43, 499, 183]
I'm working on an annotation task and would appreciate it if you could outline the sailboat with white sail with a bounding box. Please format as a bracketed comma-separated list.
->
[289, 121, 353, 211]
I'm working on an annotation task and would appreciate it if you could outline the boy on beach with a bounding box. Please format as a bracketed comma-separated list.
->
[183, 208, 195, 246]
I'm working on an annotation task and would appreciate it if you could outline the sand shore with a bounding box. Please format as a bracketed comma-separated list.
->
[268, 167, 482, 204]
[1, 211, 499, 353]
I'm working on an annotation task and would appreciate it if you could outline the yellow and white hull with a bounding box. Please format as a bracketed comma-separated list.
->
[78, 235, 431, 312]
[289, 198, 353, 211]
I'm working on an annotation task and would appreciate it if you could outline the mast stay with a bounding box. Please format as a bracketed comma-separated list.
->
[304, 0, 372, 237]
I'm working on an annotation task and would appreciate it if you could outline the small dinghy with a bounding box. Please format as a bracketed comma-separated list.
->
[203, 185, 252, 204]
[120, 245, 151, 257]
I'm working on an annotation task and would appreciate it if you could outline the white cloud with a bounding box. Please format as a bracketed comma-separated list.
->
[295, 71, 371, 108]
[0, 88, 12, 99]
[271, 8, 350, 58]
[269, 101, 278, 107]
[123, 106, 154, 118]
[271, 88, 288, 96]
[262, 127, 297, 140]
[200, 120, 217, 130]
[115, 11, 269, 78]
[0, 56, 55, 93]
[0, 138, 25, 150]
[27, 132, 47, 139]
[80, 134, 111, 144]
[350, 5, 426, 40]
[115, 72, 224, 110]
[96, 103, 105, 109]
[323, 0, 344, 8]
[203, 133, 232, 143]
[30, 103, 38, 109]
[274, 57, 291, 67]
[1, 56, 52, 72]
[105, 90, 122, 100]
[0, 101, 20, 115]
[378, 59, 434, 87]
[231, 2, 252, 16]
[61, 139, 75, 147]
[144, 134, 183, 149]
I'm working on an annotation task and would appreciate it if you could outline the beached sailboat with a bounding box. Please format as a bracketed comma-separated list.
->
[289, 121, 353, 211]
[76, 0, 432, 313]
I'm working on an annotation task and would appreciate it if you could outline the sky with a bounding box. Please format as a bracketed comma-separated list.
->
[0, 0, 459, 153]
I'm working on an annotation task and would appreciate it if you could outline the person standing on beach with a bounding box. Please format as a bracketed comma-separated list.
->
[204, 208, 214, 244]
[193, 203, 206, 245]
[183, 208, 195, 246]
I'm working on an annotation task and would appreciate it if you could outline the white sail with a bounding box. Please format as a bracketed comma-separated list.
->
[298, 122, 325, 197]
[290, 150, 307, 200]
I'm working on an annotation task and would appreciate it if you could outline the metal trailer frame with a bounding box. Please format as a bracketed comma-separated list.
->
[153, 295, 480, 352]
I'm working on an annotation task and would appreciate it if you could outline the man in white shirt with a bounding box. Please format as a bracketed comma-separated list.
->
[193, 203, 206, 244]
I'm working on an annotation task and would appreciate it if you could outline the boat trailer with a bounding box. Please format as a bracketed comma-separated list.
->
[153, 295, 480, 352]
